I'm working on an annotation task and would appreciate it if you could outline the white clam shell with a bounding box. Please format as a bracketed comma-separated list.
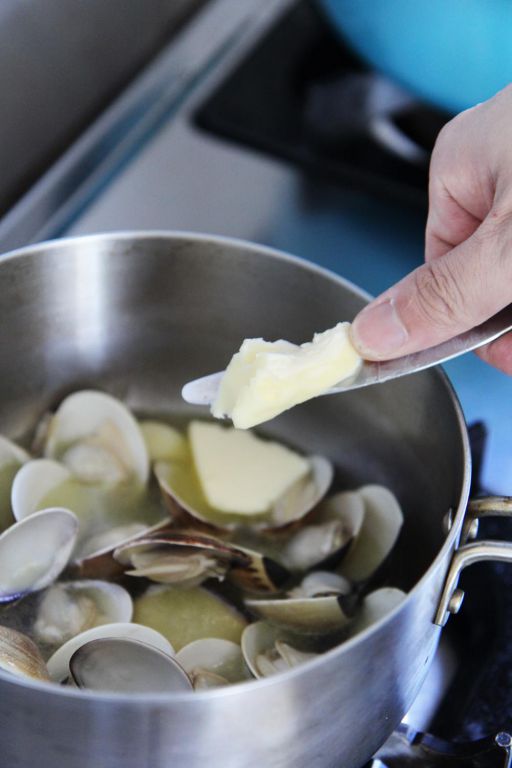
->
[282, 490, 364, 571]
[0, 435, 30, 467]
[241, 621, 318, 679]
[44, 390, 149, 485]
[76, 522, 152, 561]
[0, 508, 79, 603]
[155, 453, 333, 532]
[0, 625, 50, 681]
[47, 622, 175, 683]
[176, 638, 247, 686]
[288, 571, 351, 599]
[269, 455, 334, 528]
[11, 459, 71, 521]
[349, 587, 406, 638]
[245, 592, 354, 635]
[340, 485, 404, 582]
[69, 638, 192, 694]
[34, 580, 133, 646]
[12, 458, 164, 565]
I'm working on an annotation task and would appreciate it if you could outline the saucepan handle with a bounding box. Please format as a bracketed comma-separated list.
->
[434, 496, 512, 627]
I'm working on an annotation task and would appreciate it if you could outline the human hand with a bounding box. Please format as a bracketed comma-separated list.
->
[351, 84, 512, 375]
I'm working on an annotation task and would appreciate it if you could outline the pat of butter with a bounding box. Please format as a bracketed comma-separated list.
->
[211, 323, 361, 429]
[189, 421, 309, 516]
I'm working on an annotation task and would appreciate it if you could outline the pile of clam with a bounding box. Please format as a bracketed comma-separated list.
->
[0, 390, 405, 694]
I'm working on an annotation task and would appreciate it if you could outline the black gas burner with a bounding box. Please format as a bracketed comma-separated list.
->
[371, 725, 512, 767]
[195, 0, 451, 205]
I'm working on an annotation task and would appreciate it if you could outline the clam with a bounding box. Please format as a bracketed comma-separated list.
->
[339, 485, 404, 582]
[33, 580, 133, 647]
[114, 530, 290, 593]
[0, 435, 30, 532]
[113, 532, 232, 589]
[139, 420, 188, 462]
[44, 390, 150, 486]
[245, 587, 356, 635]
[0, 625, 49, 682]
[0, 508, 78, 603]
[75, 522, 152, 561]
[281, 490, 365, 572]
[11, 459, 71, 521]
[348, 587, 406, 638]
[154, 453, 333, 533]
[11, 458, 166, 563]
[46, 621, 174, 683]
[287, 571, 351, 599]
[241, 621, 319, 679]
[69, 638, 192, 693]
[133, 585, 248, 652]
[176, 638, 248, 689]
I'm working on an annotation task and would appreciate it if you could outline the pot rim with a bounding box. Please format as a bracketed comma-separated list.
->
[0, 230, 472, 703]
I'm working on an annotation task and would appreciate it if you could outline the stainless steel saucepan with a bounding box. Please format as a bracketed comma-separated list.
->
[0, 231, 511, 768]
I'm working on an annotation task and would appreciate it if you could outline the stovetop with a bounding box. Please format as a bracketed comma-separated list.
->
[1, 1, 511, 764]
[194, 0, 450, 206]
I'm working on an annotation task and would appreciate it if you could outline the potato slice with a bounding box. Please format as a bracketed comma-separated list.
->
[133, 586, 247, 652]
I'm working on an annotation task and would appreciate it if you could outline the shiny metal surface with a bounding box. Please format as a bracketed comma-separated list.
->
[435, 497, 512, 626]
[182, 303, 512, 406]
[0, 232, 472, 768]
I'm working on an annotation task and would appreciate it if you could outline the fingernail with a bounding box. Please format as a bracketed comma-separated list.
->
[351, 299, 408, 358]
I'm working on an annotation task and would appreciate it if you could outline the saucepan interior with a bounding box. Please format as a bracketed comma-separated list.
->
[0, 231, 468, 661]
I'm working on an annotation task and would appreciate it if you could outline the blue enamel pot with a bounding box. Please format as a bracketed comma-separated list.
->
[319, 0, 512, 113]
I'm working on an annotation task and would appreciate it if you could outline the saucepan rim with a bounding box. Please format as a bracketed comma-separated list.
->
[0, 230, 472, 703]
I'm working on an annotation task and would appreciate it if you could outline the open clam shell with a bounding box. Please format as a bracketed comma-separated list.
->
[0, 625, 50, 682]
[114, 530, 290, 594]
[0, 508, 79, 603]
[348, 587, 406, 638]
[71, 517, 172, 581]
[0, 436, 30, 532]
[46, 621, 174, 683]
[245, 589, 356, 635]
[176, 638, 248, 689]
[33, 580, 133, 647]
[287, 571, 351, 599]
[154, 453, 333, 533]
[281, 490, 365, 572]
[44, 390, 150, 486]
[11, 459, 71, 521]
[241, 621, 319, 679]
[69, 638, 192, 694]
[339, 485, 404, 582]
[113, 532, 232, 589]
[12, 458, 168, 566]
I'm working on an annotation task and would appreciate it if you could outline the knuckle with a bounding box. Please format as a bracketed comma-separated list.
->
[478, 206, 512, 269]
[412, 261, 467, 329]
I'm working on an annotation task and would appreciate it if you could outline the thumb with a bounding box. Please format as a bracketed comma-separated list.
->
[350, 225, 511, 360]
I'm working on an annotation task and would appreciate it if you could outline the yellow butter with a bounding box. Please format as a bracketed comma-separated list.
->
[212, 323, 361, 429]
[189, 421, 309, 516]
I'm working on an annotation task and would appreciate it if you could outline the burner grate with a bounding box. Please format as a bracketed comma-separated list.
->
[369, 726, 512, 767]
